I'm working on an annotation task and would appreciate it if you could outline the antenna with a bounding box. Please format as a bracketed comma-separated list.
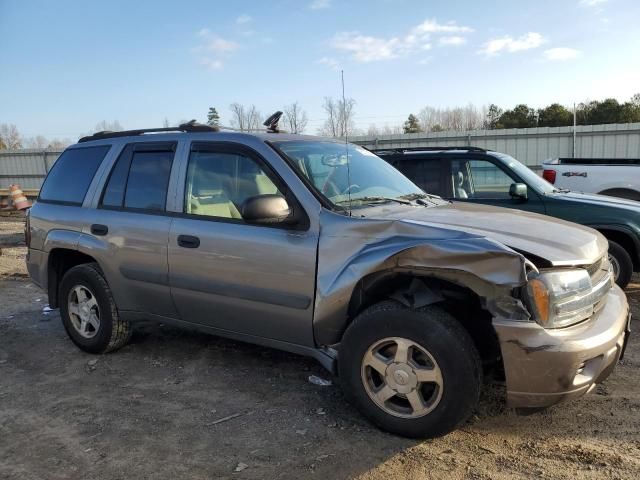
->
[341, 69, 352, 215]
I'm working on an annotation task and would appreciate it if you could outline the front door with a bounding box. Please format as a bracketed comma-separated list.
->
[447, 158, 546, 214]
[168, 142, 318, 347]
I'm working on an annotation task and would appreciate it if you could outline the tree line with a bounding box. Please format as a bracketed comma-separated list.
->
[403, 94, 640, 133]
[2, 93, 639, 150]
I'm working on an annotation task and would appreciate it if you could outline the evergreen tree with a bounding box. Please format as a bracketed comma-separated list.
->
[207, 107, 220, 127]
[403, 114, 421, 133]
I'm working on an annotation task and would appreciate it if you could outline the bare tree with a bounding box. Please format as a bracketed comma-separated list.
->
[0, 123, 22, 149]
[162, 118, 170, 128]
[48, 138, 72, 149]
[94, 120, 123, 133]
[283, 102, 308, 134]
[320, 97, 356, 137]
[23, 135, 49, 149]
[229, 103, 246, 131]
[415, 104, 486, 133]
[229, 103, 262, 131]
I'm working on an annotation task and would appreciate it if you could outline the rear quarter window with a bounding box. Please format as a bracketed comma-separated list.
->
[39, 145, 110, 205]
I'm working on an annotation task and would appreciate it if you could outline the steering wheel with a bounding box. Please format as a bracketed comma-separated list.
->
[341, 184, 361, 195]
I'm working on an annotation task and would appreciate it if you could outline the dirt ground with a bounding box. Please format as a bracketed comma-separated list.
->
[1, 216, 639, 480]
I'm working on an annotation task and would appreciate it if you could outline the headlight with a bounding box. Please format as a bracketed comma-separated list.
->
[527, 269, 593, 328]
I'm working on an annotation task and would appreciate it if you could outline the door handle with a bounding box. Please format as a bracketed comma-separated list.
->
[91, 224, 108, 236]
[177, 234, 200, 249]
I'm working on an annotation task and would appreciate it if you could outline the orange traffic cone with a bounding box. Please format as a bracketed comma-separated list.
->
[9, 184, 31, 210]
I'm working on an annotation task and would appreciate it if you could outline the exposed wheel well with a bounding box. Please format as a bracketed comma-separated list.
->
[347, 272, 504, 378]
[598, 188, 640, 201]
[597, 229, 639, 270]
[47, 249, 98, 308]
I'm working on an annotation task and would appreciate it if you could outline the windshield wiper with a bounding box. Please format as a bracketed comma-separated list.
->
[399, 192, 448, 206]
[335, 196, 412, 206]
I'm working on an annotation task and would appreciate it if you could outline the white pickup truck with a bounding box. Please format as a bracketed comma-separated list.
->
[542, 158, 640, 200]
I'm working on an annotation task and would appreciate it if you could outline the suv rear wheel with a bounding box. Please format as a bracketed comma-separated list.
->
[59, 263, 131, 354]
[339, 301, 481, 438]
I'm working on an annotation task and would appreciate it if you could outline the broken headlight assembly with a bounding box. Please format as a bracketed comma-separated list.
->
[526, 268, 597, 329]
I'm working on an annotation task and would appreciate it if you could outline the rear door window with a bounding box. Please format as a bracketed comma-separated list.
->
[100, 143, 175, 212]
[39, 145, 110, 205]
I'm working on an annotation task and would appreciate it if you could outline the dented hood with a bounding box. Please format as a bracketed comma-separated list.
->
[369, 201, 607, 267]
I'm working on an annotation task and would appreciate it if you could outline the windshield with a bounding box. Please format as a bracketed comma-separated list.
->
[273, 140, 426, 208]
[490, 152, 557, 194]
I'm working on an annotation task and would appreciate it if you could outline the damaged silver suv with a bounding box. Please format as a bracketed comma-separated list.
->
[26, 119, 631, 438]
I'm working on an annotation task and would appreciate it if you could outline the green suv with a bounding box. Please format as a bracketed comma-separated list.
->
[377, 147, 640, 288]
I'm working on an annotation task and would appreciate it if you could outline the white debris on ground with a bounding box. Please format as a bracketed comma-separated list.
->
[308, 375, 332, 386]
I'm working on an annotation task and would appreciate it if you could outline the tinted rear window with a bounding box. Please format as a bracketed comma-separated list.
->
[39, 146, 110, 205]
[124, 150, 173, 210]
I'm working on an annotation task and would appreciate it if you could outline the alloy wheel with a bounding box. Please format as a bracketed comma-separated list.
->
[67, 285, 101, 339]
[361, 337, 444, 418]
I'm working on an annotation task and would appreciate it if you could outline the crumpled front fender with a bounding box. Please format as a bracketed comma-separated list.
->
[313, 210, 529, 346]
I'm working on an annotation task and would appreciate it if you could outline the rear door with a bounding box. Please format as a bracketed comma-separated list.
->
[88, 141, 179, 318]
[445, 157, 546, 214]
[167, 141, 318, 347]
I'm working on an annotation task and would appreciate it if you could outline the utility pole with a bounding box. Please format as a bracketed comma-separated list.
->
[572, 103, 577, 158]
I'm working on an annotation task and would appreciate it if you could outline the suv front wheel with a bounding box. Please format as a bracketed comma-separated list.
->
[59, 263, 131, 354]
[339, 301, 481, 438]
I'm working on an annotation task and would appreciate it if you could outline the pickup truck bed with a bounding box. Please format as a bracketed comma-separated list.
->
[542, 158, 640, 200]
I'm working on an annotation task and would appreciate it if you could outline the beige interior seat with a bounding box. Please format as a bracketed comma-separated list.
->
[188, 173, 242, 219]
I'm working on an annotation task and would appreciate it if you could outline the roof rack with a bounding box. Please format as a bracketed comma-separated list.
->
[77, 120, 219, 143]
[372, 146, 487, 154]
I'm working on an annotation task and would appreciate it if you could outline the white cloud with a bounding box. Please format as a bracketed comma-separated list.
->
[329, 18, 472, 63]
[310, 0, 331, 9]
[543, 47, 581, 61]
[200, 58, 223, 70]
[317, 56, 340, 70]
[411, 19, 474, 35]
[331, 32, 412, 62]
[479, 32, 544, 56]
[236, 14, 252, 24]
[204, 36, 239, 54]
[580, 0, 608, 6]
[439, 36, 466, 46]
[194, 29, 240, 70]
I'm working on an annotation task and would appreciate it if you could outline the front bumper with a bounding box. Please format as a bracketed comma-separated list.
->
[494, 284, 630, 409]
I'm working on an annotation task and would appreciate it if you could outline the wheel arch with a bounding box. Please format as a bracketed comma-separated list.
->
[47, 248, 99, 308]
[594, 226, 640, 271]
[597, 188, 640, 201]
[340, 270, 508, 374]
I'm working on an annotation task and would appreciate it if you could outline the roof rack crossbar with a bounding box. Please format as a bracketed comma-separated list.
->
[372, 146, 487, 154]
[78, 120, 219, 143]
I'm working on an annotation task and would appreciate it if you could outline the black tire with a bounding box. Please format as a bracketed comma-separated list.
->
[59, 263, 131, 354]
[608, 240, 633, 289]
[339, 301, 481, 438]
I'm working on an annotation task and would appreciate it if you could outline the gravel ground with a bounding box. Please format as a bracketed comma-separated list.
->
[1, 218, 639, 479]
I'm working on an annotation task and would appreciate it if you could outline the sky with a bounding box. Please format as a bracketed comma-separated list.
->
[1, 0, 640, 140]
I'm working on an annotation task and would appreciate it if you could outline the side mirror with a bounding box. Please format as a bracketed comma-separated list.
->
[241, 194, 294, 225]
[509, 183, 528, 200]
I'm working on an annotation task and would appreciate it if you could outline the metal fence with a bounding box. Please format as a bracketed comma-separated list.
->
[0, 149, 62, 192]
[2, 122, 640, 193]
[350, 122, 640, 168]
